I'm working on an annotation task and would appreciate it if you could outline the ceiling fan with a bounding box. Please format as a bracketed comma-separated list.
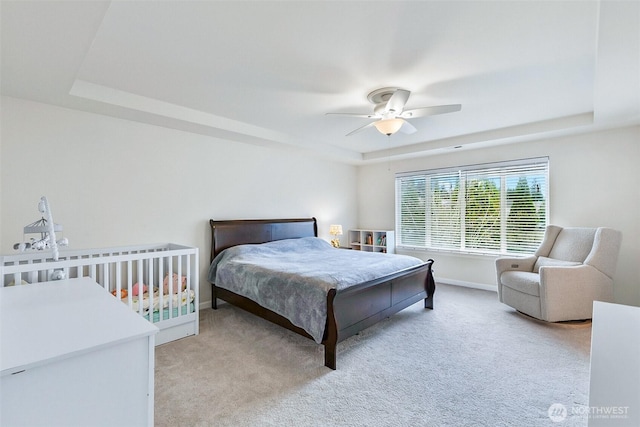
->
[327, 87, 461, 136]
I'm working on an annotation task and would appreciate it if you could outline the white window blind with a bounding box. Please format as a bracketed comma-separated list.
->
[395, 157, 549, 255]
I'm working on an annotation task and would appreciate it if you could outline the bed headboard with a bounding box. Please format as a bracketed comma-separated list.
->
[209, 217, 318, 261]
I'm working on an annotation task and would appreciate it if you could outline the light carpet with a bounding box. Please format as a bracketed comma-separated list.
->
[155, 284, 592, 426]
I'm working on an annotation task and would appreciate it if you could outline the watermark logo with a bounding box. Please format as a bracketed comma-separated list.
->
[548, 403, 630, 422]
[548, 403, 567, 422]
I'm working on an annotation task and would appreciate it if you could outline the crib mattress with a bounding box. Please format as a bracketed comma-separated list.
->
[145, 303, 195, 323]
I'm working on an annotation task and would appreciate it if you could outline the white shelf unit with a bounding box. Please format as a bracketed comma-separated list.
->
[348, 229, 395, 254]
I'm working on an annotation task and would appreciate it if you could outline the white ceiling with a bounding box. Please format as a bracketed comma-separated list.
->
[2, 0, 639, 164]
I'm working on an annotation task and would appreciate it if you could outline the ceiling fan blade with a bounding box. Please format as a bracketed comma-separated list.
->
[326, 112, 377, 119]
[384, 89, 410, 115]
[400, 104, 462, 119]
[399, 120, 417, 134]
[346, 121, 376, 136]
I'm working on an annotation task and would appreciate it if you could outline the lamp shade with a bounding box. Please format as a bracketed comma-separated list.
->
[329, 224, 343, 236]
[374, 118, 404, 135]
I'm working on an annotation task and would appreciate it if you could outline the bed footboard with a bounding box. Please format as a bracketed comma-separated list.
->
[322, 259, 435, 369]
[324, 289, 339, 369]
[424, 258, 436, 309]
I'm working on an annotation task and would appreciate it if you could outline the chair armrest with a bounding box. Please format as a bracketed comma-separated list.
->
[584, 228, 622, 279]
[495, 255, 537, 276]
[539, 265, 613, 321]
[495, 255, 537, 299]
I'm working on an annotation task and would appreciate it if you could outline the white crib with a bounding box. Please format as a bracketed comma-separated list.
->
[1, 243, 199, 345]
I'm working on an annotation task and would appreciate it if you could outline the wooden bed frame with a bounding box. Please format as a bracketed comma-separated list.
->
[208, 217, 435, 370]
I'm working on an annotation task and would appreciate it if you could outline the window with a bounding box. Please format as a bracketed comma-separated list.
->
[395, 157, 548, 255]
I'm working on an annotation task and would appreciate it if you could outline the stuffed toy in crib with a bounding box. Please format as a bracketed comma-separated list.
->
[109, 283, 144, 298]
[163, 273, 187, 294]
[132, 282, 147, 296]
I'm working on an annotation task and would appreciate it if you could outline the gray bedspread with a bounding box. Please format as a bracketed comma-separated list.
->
[207, 237, 425, 343]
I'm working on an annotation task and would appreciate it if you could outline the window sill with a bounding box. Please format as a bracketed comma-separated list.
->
[395, 246, 532, 259]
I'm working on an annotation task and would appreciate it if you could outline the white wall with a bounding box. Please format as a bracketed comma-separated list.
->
[3, 96, 638, 307]
[357, 125, 640, 306]
[0, 97, 358, 306]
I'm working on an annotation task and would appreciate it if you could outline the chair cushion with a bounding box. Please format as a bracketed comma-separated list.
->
[533, 256, 581, 273]
[500, 271, 540, 297]
[547, 228, 596, 262]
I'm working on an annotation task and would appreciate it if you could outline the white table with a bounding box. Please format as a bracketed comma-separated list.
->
[1, 277, 158, 427]
[588, 301, 640, 427]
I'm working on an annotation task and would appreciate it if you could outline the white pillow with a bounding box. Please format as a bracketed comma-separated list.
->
[533, 256, 581, 273]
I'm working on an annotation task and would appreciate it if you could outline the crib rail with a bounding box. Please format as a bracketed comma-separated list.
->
[1, 243, 199, 345]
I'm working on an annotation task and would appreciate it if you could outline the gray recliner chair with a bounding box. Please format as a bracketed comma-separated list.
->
[495, 225, 622, 322]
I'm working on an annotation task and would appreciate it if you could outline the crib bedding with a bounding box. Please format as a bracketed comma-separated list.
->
[208, 236, 425, 343]
[124, 289, 196, 316]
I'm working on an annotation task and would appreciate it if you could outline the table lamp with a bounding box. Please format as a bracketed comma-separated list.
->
[329, 224, 343, 248]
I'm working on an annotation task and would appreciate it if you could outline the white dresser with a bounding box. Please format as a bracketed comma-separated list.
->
[588, 301, 640, 427]
[1, 277, 158, 427]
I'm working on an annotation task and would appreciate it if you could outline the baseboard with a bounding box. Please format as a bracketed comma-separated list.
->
[438, 278, 497, 293]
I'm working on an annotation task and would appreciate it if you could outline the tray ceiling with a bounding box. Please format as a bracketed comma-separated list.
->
[2, 1, 638, 164]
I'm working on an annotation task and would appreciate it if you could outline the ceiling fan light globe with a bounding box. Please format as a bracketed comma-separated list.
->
[374, 118, 404, 135]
